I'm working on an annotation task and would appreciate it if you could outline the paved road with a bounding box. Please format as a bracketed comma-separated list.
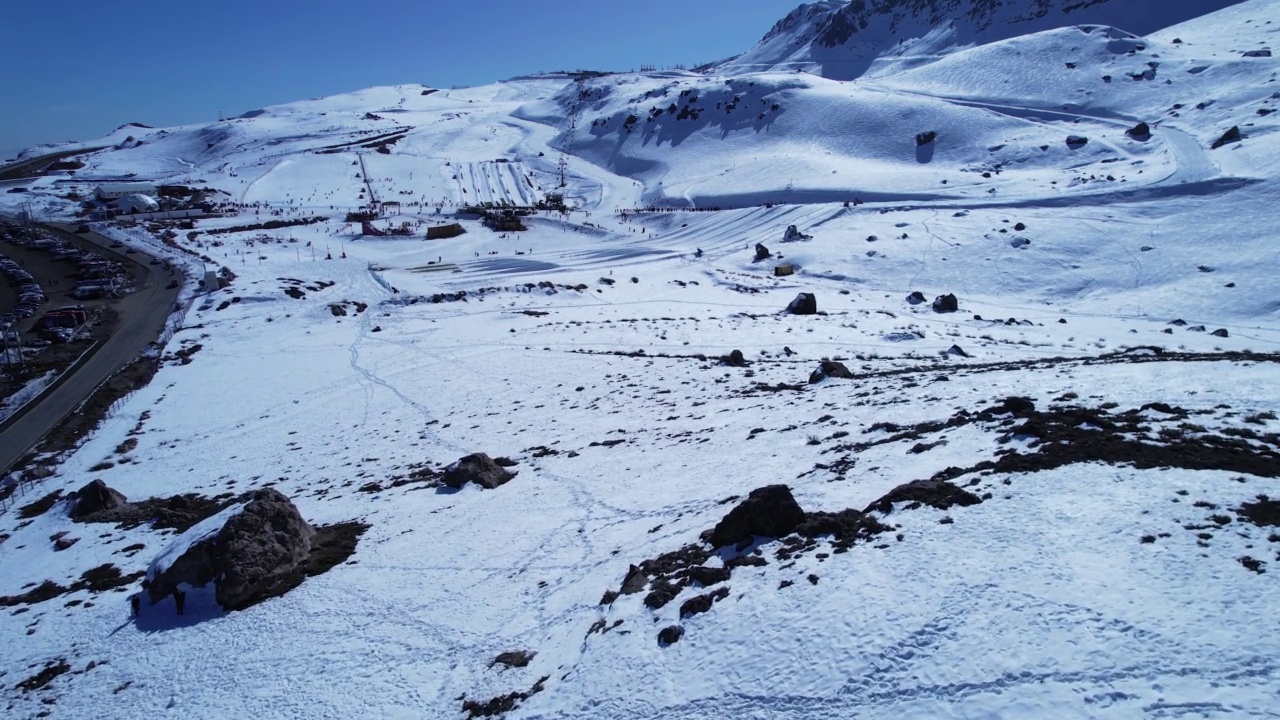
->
[0, 147, 107, 182]
[0, 224, 181, 477]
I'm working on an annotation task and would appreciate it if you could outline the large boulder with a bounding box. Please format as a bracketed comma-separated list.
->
[1126, 121, 1151, 138]
[146, 488, 315, 610]
[442, 453, 515, 490]
[754, 243, 772, 261]
[786, 293, 817, 315]
[932, 293, 958, 313]
[782, 225, 810, 242]
[809, 359, 853, 384]
[658, 625, 684, 646]
[1211, 126, 1242, 149]
[69, 479, 127, 519]
[707, 485, 806, 548]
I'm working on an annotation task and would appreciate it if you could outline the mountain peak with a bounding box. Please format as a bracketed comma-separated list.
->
[724, 0, 1245, 80]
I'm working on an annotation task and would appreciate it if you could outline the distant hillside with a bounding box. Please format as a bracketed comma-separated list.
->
[719, 0, 1247, 79]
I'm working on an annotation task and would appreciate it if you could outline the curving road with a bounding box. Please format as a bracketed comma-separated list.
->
[0, 147, 107, 182]
[0, 223, 181, 478]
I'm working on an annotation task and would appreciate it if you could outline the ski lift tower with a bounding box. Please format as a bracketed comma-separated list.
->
[559, 76, 587, 189]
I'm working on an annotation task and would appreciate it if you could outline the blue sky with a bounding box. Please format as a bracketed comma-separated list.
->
[0, 0, 802, 160]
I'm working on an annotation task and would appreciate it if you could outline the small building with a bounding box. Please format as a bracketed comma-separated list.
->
[113, 194, 160, 214]
[426, 223, 465, 240]
[202, 269, 220, 293]
[95, 182, 158, 201]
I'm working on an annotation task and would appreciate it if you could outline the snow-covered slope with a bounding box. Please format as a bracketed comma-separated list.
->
[719, 0, 1247, 80]
[1, 1, 1279, 719]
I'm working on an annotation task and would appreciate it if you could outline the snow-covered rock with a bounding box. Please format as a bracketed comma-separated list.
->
[145, 489, 314, 610]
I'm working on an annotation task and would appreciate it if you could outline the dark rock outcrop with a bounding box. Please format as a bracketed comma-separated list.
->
[986, 396, 1036, 417]
[915, 130, 937, 145]
[706, 485, 806, 548]
[787, 292, 817, 315]
[687, 564, 730, 587]
[679, 587, 729, 618]
[1126, 121, 1151, 138]
[442, 453, 516, 490]
[809, 359, 853, 384]
[1237, 496, 1280, 527]
[620, 564, 647, 595]
[147, 488, 315, 611]
[658, 625, 684, 646]
[866, 479, 983, 515]
[213, 490, 316, 610]
[1066, 135, 1088, 148]
[782, 225, 810, 241]
[1211, 126, 1242, 149]
[932, 293, 958, 313]
[794, 508, 888, 548]
[722, 349, 750, 367]
[492, 650, 535, 668]
[906, 290, 926, 305]
[644, 579, 681, 609]
[69, 479, 127, 519]
[754, 243, 772, 261]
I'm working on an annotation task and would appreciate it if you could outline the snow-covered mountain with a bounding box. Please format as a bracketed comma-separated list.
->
[1, 1, 1279, 718]
[720, 0, 1247, 79]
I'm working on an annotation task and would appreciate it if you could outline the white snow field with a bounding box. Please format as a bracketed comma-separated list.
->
[2, 1, 1280, 718]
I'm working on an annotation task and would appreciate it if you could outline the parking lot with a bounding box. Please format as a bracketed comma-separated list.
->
[0, 221, 183, 476]
[0, 222, 161, 344]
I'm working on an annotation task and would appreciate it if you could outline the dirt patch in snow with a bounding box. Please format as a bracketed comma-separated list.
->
[0, 564, 143, 607]
[1237, 496, 1280, 527]
[16, 490, 63, 519]
[14, 658, 70, 693]
[462, 675, 548, 718]
[76, 491, 234, 533]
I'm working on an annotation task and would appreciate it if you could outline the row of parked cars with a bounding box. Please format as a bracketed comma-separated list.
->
[0, 252, 45, 330]
[1, 224, 135, 337]
[3, 226, 129, 303]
